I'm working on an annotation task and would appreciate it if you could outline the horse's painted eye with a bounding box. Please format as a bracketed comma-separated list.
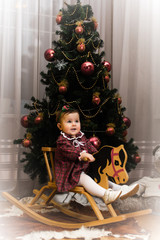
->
[114, 160, 119, 166]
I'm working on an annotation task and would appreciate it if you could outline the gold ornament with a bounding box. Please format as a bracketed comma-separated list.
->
[91, 17, 97, 22]
[58, 79, 68, 87]
[93, 92, 100, 97]
[75, 21, 83, 26]
[26, 132, 32, 139]
[92, 17, 98, 30]
[106, 123, 116, 128]
[77, 38, 85, 44]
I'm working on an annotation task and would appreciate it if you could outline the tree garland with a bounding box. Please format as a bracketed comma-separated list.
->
[65, 98, 111, 119]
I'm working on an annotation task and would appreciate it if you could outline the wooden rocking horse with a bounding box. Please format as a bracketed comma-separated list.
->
[2, 144, 152, 229]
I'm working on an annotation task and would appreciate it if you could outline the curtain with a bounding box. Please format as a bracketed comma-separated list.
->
[112, 0, 160, 181]
[0, 0, 65, 196]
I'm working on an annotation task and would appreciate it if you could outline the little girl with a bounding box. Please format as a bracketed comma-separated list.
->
[54, 105, 138, 205]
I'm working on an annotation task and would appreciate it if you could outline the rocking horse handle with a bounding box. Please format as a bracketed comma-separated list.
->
[83, 157, 89, 161]
[83, 157, 95, 162]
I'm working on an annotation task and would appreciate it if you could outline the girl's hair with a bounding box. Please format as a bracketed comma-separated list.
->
[56, 105, 79, 123]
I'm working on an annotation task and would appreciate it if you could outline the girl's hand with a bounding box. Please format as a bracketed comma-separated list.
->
[80, 152, 95, 162]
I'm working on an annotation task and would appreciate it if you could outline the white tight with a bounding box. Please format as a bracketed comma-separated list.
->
[108, 180, 121, 190]
[78, 172, 106, 197]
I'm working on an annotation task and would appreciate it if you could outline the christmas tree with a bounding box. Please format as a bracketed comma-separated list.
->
[14, 0, 141, 184]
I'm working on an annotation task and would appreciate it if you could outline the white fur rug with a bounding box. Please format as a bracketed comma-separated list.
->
[0, 195, 151, 240]
[16, 227, 150, 240]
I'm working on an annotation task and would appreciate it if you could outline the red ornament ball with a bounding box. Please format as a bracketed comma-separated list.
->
[59, 85, 67, 94]
[75, 25, 84, 34]
[123, 117, 131, 128]
[102, 61, 112, 72]
[77, 43, 85, 52]
[106, 127, 115, 136]
[92, 96, 101, 105]
[44, 49, 55, 61]
[104, 75, 110, 83]
[118, 97, 122, 105]
[21, 115, 29, 128]
[34, 115, 43, 124]
[94, 21, 98, 30]
[56, 15, 62, 24]
[81, 61, 94, 76]
[89, 136, 101, 149]
[122, 129, 128, 137]
[134, 154, 141, 163]
[22, 138, 32, 148]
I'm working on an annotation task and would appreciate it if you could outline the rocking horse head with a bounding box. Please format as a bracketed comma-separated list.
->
[103, 145, 128, 184]
[88, 145, 129, 186]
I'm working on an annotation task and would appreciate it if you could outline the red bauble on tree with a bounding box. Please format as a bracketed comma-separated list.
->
[92, 95, 101, 105]
[81, 61, 94, 75]
[34, 114, 43, 124]
[22, 138, 32, 148]
[89, 136, 101, 149]
[56, 12, 62, 24]
[106, 127, 115, 136]
[102, 60, 112, 72]
[75, 25, 84, 34]
[104, 75, 110, 83]
[133, 154, 141, 163]
[59, 85, 67, 94]
[21, 115, 29, 128]
[94, 21, 98, 30]
[77, 43, 85, 52]
[44, 49, 55, 61]
[123, 117, 131, 128]
[59, 80, 68, 94]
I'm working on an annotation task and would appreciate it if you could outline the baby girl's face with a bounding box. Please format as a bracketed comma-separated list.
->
[58, 112, 81, 137]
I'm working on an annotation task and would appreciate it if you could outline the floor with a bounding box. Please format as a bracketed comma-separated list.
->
[0, 199, 159, 240]
[136, 214, 160, 240]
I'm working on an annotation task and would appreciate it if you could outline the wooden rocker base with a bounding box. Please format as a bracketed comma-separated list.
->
[32, 189, 152, 221]
[2, 191, 152, 229]
[2, 192, 126, 229]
